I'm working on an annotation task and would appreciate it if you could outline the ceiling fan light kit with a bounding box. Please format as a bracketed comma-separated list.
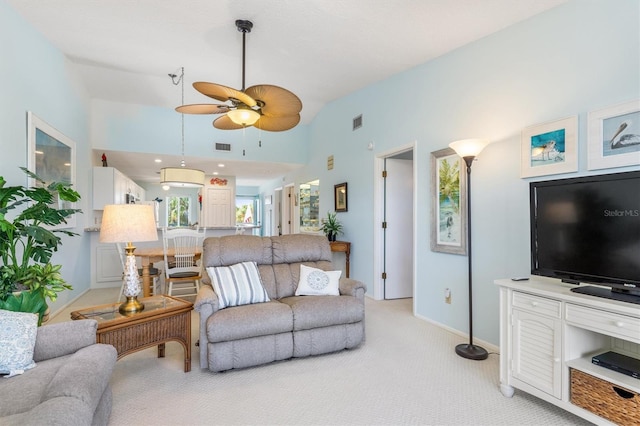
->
[176, 19, 302, 132]
[227, 105, 260, 126]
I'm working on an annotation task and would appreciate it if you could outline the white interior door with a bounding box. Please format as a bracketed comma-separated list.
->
[384, 157, 414, 299]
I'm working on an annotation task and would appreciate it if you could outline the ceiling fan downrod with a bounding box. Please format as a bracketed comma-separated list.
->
[235, 20, 253, 92]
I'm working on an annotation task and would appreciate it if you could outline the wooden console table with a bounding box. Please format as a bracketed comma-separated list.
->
[71, 295, 193, 372]
[330, 240, 351, 278]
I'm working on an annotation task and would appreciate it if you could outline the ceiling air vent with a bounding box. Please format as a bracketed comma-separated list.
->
[353, 114, 363, 131]
[215, 142, 231, 152]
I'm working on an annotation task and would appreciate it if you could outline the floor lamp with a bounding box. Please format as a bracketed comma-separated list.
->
[100, 204, 158, 314]
[449, 138, 491, 361]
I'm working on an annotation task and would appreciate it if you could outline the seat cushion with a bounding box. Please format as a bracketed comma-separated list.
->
[206, 301, 293, 342]
[279, 295, 364, 331]
[169, 271, 199, 278]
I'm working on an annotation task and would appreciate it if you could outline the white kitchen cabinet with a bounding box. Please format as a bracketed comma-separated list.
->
[93, 167, 145, 210]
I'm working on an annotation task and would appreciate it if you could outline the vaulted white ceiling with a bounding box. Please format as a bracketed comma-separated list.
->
[7, 0, 567, 184]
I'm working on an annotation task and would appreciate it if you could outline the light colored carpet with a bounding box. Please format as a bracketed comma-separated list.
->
[51, 289, 590, 425]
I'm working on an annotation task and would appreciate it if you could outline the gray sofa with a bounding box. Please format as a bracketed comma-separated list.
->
[195, 234, 366, 372]
[0, 319, 117, 426]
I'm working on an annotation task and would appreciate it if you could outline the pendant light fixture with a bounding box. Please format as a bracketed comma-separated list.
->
[161, 67, 205, 188]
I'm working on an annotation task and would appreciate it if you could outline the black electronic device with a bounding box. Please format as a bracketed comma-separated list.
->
[529, 171, 640, 304]
[592, 351, 640, 379]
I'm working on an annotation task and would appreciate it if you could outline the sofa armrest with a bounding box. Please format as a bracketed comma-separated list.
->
[194, 284, 220, 314]
[194, 284, 221, 369]
[339, 277, 366, 300]
[33, 320, 98, 362]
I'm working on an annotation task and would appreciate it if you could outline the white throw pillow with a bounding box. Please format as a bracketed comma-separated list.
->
[296, 264, 341, 296]
[206, 261, 270, 309]
[0, 309, 38, 378]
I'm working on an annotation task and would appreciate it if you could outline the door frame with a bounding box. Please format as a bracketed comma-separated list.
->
[373, 141, 417, 308]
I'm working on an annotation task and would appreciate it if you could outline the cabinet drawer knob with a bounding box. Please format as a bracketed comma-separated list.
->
[530, 301, 538, 307]
[614, 321, 624, 328]
[554, 358, 561, 363]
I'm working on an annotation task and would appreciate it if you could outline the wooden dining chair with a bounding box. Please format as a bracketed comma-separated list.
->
[161, 227, 206, 299]
[115, 243, 163, 300]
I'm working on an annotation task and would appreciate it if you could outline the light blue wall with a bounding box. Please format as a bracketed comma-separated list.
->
[0, 0, 93, 312]
[91, 99, 310, 164]
[284, 0, 640, 345]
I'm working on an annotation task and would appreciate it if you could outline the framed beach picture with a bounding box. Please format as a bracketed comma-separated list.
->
[430, 148, 466, 255]
[27, 111, 77, 229]
[520, 116, 578, 178]
[587, 99, 640, 170]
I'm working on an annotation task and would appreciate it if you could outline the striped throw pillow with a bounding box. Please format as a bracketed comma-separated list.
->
[206, 261, 270, 309]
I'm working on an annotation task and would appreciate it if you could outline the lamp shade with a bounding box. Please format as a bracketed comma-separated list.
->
[449, 138, 491, 158]
[160, 167, 205, 188]
[100, 204, 158, 243]
[227, 106, 260, 126]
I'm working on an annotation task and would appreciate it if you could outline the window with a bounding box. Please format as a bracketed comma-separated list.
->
[167, 196, 191, 227]
[236, 196, 259, 225]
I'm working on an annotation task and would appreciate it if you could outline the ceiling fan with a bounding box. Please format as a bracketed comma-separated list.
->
[176, 20, 302, 132]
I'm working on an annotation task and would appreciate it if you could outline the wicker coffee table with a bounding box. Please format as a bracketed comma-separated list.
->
[71, 295, 193, 372]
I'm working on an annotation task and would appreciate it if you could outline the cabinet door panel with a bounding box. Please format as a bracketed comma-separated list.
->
[512, 309, 562, 399]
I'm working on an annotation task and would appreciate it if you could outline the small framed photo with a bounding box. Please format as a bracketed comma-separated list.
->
[520, 116, 578, 178]
[430, 148, 467, 255]
[27, 111, 77, 229]
[334, 182, 348, 212]
[587, 99, 640, 170]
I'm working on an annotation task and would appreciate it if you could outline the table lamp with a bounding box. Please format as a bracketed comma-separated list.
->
[100, 204, 158, 314]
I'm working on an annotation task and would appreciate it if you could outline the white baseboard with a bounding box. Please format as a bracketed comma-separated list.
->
[413, 311, 500, 354]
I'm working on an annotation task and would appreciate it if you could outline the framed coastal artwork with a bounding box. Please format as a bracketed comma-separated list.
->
[587, 99, 640, 170]
[430, 148, 467, 255]
[334, 182, 348, 212]
[520, 116, 578, 178]
[27, 111, 77, 229]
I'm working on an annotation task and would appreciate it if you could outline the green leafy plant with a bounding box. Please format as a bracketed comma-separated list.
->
[321, 211, 343, 241]
[0, 167, 81, 304]
[0, 289, 47, 325]
[23, 263, 73, 302]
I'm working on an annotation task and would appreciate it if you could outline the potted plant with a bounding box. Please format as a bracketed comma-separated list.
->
[0, 167, 81, 323]
[321, 211, 343, 242]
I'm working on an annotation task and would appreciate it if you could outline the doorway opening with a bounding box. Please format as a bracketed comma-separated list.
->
[373, 142, 416, 306]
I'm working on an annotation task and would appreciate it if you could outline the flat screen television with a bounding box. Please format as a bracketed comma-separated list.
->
[530, 170, 640, 304]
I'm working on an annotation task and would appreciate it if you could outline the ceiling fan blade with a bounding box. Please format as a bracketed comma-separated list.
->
[176, 104, 230, 114]
[246, 84, 302, 116]
[213, 114, 246, 130]
[193, 82, 257, 107]
[255, 114, 301, 132]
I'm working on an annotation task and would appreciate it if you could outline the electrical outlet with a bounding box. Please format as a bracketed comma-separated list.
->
[445, 288, 451, 304]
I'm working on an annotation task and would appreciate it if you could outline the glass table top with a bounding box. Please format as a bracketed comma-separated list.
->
[72, 295, 191, 323]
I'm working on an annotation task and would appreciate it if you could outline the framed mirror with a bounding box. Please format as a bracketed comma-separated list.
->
[27, 111, 77, 229]
[299, 179, 320, 232]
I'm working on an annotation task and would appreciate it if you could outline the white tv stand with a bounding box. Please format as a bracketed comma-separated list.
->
[496, 277, 640, 425]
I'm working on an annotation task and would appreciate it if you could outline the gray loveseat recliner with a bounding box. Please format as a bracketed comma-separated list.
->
[0, 319, 117, 426]
[195, 234, 366, 372]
